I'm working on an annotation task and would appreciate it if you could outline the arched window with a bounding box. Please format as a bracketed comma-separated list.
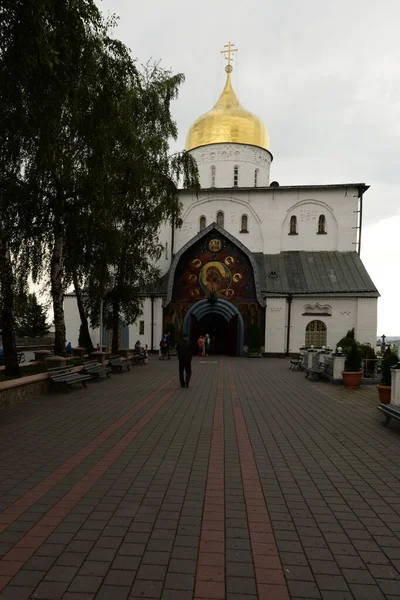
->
[233, 166, 239, 187]
[318, 214, 326, 234]
[216, 211, 224, 227]
[305, 320, 327, 348]
[200, 216, 206, 231]
[210, 165, 216, 188]
[254, 169, 259, 187]
[240, 214, 248, 233]
[289, 215, 297, 235]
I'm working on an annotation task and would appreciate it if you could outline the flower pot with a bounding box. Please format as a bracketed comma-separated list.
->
[377, 384, 391, 405]
[342, 371, 362, 389]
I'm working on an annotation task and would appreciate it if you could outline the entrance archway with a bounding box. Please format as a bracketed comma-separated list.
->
[182, 298, 245, 356]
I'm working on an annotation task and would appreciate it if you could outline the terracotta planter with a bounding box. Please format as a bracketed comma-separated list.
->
[342, 371, 363, 389]
[377, 384, 391, 405]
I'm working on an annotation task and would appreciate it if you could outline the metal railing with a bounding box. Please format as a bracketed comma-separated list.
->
[362, 358, 381, 379]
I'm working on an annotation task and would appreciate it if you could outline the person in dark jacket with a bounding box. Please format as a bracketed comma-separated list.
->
[176, 334, 193, 388]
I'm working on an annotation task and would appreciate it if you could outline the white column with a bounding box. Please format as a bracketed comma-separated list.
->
[391, 369, 400, 406]
[332, 355, 346, 380]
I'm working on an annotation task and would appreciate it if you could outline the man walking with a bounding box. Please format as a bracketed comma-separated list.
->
[176, 334, 193, 388]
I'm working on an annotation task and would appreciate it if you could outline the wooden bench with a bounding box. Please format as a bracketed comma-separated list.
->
[378, 404, 400, 428]
[109, 356, 130, 373]
[0, 351, 25, 366]
[48, 367, 91, 390]
[83, 361, 111, 380]
[305, 361, 328, 381]
[132, 351, 147, 366]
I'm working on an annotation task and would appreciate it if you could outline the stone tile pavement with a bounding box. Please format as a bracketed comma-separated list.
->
[0, 356, 399, 599]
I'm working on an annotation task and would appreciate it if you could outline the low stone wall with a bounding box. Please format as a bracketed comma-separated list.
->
[0, 374, 49, 410]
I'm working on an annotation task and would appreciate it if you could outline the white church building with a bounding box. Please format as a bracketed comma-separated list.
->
[64, 45, 379, 356]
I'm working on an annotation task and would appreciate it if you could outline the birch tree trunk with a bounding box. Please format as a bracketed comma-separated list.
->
[0, 232, 20, 377]
[72, 270, 94, 353]
[50, 227, 66, 356]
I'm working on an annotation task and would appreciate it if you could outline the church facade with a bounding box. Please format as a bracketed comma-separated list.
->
[64, 45, 379, 355]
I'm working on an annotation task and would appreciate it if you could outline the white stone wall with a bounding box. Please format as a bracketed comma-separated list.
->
[64, 295, 99, 348]
[265, 298, 287, 353]
[265, 296, 377, 354]
[128, 298, 164, 352]
[158, 185, 361, 264]
[189, 143, 272, 189]
[356, 298, 378, 348]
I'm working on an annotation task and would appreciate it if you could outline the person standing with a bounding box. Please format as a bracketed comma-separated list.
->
[160, 335, 168, 360]
[176, 334, 193, 388]
[205, 334, 211, 356]
[198, 334, 205, 357]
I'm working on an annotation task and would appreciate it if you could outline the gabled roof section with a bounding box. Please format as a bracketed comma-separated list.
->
[257, 251, 379, 297]
[164, 222, 266, 307]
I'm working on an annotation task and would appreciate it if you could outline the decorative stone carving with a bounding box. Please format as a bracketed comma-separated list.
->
[340, 310, 351, 315]
[182, 221, 193, 232]
[303, 302, 332, 316]
[230, 213, 238, 224]
[268, 306, 282, 312]
[194, 144, 270, 168]
[299, 209, 319, 221]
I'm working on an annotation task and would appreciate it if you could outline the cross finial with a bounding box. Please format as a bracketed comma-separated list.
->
[221, 41, 237, 73]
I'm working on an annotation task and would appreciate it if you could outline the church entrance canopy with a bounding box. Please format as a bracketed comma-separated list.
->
[163, 223, 265, 355]
[183, 298, 244, 356]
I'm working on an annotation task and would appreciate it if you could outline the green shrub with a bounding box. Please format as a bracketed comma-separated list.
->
[345, 342, 362, 372]
[381, 347, 399, 386]
[248, 324, 261, 353]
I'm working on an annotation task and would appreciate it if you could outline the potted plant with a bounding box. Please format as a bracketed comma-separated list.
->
[377, 347, 399, 404]
[342, 342, 363, 388]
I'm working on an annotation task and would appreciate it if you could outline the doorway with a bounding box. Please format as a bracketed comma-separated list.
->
[191, 312, 238, 356]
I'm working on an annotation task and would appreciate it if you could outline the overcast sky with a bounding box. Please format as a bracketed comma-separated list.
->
[98, 0, 400, 337]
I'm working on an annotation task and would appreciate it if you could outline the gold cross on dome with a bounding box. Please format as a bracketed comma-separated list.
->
[221, 41, 238, 67]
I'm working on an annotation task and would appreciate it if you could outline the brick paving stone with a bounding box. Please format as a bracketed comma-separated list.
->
[1, 358, 400, 598]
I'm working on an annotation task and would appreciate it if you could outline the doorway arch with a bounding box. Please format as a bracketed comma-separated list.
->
[182, 298, 245, 356]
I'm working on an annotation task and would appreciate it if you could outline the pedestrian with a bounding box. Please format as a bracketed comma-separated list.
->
[66, 341, 72, 356]
[176, 334, 193, 388]
[198, 334, 205, 357]
[160, 335, 168, 360]
[166, 332, 171, 360]
[205, 333, 211, 356]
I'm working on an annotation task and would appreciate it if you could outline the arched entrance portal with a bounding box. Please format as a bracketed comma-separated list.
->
[182, 298, 245, 356]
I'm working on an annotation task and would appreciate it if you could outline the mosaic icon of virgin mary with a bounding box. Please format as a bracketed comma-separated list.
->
[199, 261, 232, 293]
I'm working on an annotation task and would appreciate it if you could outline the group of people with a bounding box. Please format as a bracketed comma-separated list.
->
[197, 334, 211, 357]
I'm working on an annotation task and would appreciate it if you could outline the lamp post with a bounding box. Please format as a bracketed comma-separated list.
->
[381, 334, 387, 355]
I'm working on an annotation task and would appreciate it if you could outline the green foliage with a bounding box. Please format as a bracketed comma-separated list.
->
[345, 342, 362, 372]
[14, 293, 50, 338]
[346, 328, 355, 339]
[1, 0, 200, 360]
[249, 324, 261, 353]
[381, 347, 399, 386]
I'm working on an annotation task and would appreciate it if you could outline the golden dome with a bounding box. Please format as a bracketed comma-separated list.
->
[185, 67, 270, 152]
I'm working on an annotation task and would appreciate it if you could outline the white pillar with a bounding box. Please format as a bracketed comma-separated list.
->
[332, 355, 346, 380]
[391, 369, 400, 406]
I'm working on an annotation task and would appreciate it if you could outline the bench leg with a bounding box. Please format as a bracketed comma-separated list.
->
[383, 414, 392, 427]
[305, 372, 309, 378]
[81, 381, 87, 388]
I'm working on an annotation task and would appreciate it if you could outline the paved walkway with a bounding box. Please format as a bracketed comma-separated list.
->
[0, 357, 399, 600]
